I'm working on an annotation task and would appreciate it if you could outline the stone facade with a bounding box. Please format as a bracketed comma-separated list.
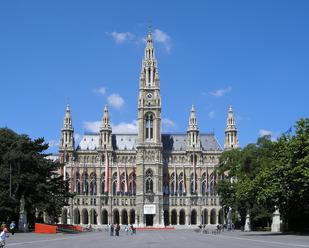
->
[58, 31, 239, 227]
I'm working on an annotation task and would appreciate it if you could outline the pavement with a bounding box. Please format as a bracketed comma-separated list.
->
[4, 229, 309, 248]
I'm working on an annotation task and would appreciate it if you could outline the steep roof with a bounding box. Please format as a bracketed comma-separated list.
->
[77, 133, 222, 152]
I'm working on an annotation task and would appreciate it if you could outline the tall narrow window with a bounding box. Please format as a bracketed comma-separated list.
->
[145, 113, 154, 141]
[145, 169, 153, 193]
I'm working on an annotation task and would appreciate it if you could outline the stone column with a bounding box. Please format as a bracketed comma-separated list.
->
[207, 212, 211, 225]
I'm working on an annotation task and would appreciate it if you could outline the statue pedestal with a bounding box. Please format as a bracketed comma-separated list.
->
[271, 208, 281, 232]
[244, 213, 250, 232]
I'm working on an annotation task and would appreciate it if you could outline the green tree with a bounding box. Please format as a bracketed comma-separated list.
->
[0, 128, 71, 227]
[254, 119, 309, 231]
[217, 136, 274, 229]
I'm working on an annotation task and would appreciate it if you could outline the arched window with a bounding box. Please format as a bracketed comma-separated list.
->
[209, 172, 216, 195]
[82, 172, 89, 195]
[121, 172, 127, 195]
[101, 172, 105, 194]
[90, 173, 97, 195]
[145, 169, 153, 193]
[201, 173, 207, 195]
[170, 172, 177, 195]
[190, 173, 197, 194]
[145, 113, 154, 140]
[178, 172, 184, 195]
[112, 173, 118, 196]
[129, 172, 136, 195]
[75, 172, 81, 194]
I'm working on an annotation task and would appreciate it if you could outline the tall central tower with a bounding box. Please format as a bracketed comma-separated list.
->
[137, 31, 162, 144]
[136, 31, 163, 227]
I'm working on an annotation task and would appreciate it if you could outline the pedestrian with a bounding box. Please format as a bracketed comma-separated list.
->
[124, 225, 129, 235]
[110, 224, 114, 236]
[9, 221, 16, 235]
[0, 224, 9, 247]
[115, 224, 120, 236]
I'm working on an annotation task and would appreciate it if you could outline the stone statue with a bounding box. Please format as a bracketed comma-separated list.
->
[271, 206, 281, 232]
[18, 195, 28, 232]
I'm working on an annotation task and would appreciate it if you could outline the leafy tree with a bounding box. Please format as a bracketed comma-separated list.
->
[217, 136, 274, 229]
[217, 118, 309, 231]
[254, 119, 309, 231]
[0, 128, 71, 227]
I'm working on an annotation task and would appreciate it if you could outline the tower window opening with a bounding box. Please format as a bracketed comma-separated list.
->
[145, 113, 154, 140]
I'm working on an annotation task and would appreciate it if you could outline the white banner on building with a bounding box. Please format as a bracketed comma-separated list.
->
[144, 204, 156, 214]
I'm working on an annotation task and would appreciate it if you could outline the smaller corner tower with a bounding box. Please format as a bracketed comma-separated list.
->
[99, 105, 112, 150]
[224, 105, 239, 149]
[59, 104, 75, 152]
[187, 105, 201, 149]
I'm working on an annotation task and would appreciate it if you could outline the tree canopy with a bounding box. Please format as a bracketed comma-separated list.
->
[217, 118, 309, 231]
[0, 128, 71, 227]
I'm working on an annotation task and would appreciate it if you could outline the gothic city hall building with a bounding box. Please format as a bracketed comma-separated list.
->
[58, 31, 239, 227]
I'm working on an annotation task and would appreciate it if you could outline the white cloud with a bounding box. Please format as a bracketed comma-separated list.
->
[208, 111, 216, 119]
[84, 121, 101, 133]
[210, 86, 232, 97]
[106, 31, 134, 44]
[48, 139, 59, 148]
[153, 29, 172, 53]
[107, 93, 124, 109]
[93, 87, 106, 95]
[112, 120, 138, 134]
[162, 118, 176, 128]
[83, 120, 138, 134]
[259, 129, 272, 137]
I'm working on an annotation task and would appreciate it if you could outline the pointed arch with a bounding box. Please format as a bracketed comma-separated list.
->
[171, 209, 177, 225]
[112, 172, 117, 196]
[73, 208, 80, 225]
[121, 209, 128, 224]
[129, 209, 135, 224]
[89, 209, 97, 225]
[113, 209, 120, 224]
[145, 112, 154, 140]
[82, 208, 88, 224]
[201, 172, 207, 195]
[101, 209, 108, 225]
[191, 209, 197, 225]
[129, 172, 136, 195]
[90, 172, 97, 195]
[145, 169, 153, 193]
[179, 209, 186, 225]
[101, 172, 105, 194]
[210, 209, 216, 224]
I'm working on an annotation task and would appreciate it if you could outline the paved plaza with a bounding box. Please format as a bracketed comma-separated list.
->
[4, 230, 309, 248]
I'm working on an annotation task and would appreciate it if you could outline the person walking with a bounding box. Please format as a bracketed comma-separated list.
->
[124, 225, 129, 235]
[0, 224, 9, 247]
[9, 222, 16, 235]
[115, 224, 120, 236]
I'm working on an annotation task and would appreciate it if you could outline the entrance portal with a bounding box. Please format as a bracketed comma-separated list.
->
[145, 214, 153, 226]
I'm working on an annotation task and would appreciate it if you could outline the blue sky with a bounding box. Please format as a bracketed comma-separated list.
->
[0, 0, 308, 153]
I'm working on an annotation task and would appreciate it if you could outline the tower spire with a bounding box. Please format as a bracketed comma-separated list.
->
[137, 31, 162, 144]
[60, 104, 74, 151]
[187, 105, 200, 148]
[99, 105, 112, 150]
[224, 105, 239, 149]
